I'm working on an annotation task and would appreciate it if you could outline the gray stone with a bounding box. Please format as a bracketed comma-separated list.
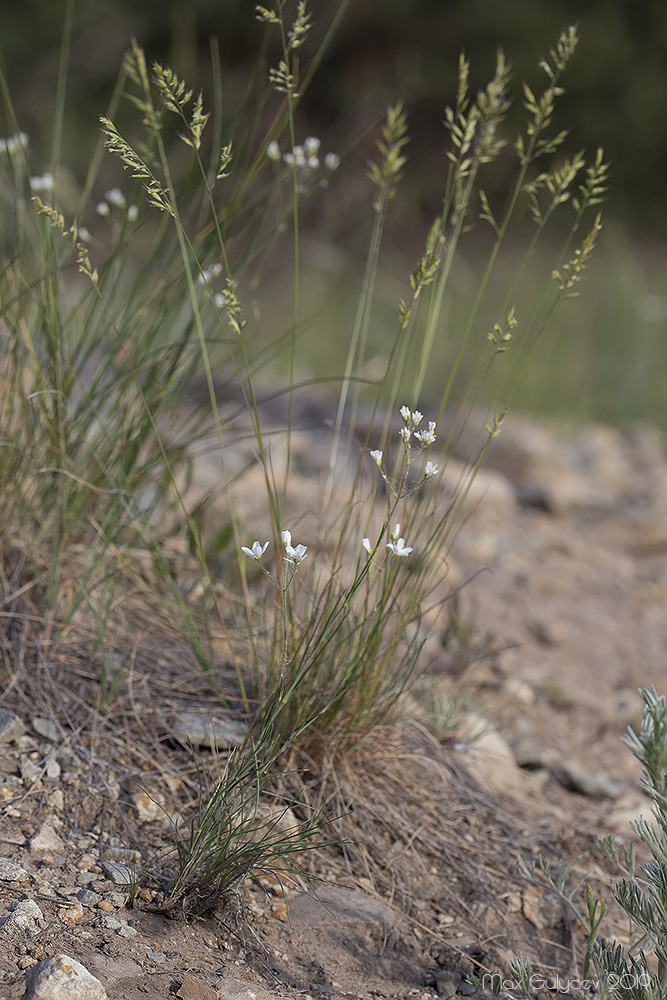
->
[287, 885, 394, 929]
[0, 898, 43, 936]
[23, 954, 107, 999]
[20, 758, 44, 784]
[31, 717, 61, 742]
[0, 708, 25, 743]
[556, 762, 623, 799]
[0, 857, 28, 881]
[77, 888, 102, 908]
[172, 710, 248, 749]
[117, 924, 138, 938]
[100, 861, 136, 885]
[435, 972, 461, 997]
[30, 823, 64, 854]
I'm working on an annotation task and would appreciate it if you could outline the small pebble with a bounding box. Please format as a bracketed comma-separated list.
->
[117, 924, 138, 938]
[0, 857, 28, 881]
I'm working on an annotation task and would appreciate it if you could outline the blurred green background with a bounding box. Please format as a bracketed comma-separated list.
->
[2, 0, 666, 427]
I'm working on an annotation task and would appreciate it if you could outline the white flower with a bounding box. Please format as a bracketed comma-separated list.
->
[96, 201, 110, 217]
[369, 449, 383, 467]
[424, 460, 439, 478]
[241, 540, 269, 560]
[386, 537, 413, 557]
[361, 537, 373, 556]
[105, 187, 126, 208]
[284, 543, 308, 565]
[266, 139, 281, 162]
[293, 145, 306, 168]
[324, 152, 339, 171]
[214, 293, 225, 309]
[127, 204, 139, 221]
[283, 152, 295, 166]
[411, 410, 423, 427]
[281, 529, 292, 548]
[198, 269, 211, 286]
[29, 172, 54, 192]
[304, 136, 321, 155]
[307, 155, 319, 170]
[414, 421, 436, 445]
[1, 132, 28, 155]
[400, 405, 411, 424]
[77, 226, 91, 242]
[399, 427, 411, 443]
[211, 262, 223, 277]
[391, 523, 401, 541]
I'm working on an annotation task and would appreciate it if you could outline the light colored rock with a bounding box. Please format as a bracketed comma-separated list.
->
[23, 953, 107, 1000]
[132, 791, 165, 824]
[455, 714, 524, 797]
[0, 709, 25, 743]
[30, 823, 64, 854]
[522, 885, 562, 930]
[0, 857, 28, 881]
[32, 717, 61, 742]
[0, 898, 43, 936]
[555, 762, 624, 799]
[173, 710, 248, 749]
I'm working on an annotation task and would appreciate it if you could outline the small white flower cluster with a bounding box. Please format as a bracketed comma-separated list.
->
[266, 136, 340, 177]
[400, 405, 437, 447]
[362, 523, 413, 559]
[0, 133, 28, 155]
[29, 173, 54, 193]
[96, 188, 138, 221]
[364, 405, 441, 563]
[241, 529, 308, 567]
[370, 405, 439, 485]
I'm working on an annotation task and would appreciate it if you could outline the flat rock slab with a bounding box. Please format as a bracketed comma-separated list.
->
[172, 711, 248, 749]
[287, 886, 394, 929]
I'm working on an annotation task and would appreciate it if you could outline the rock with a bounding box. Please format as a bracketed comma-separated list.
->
[31, 717, 61, 742]
[100, 861, 136, 885]
[177, 974, 219, 1000]
[23, 953, 107, 1000]
[132, 791, 165, 823]
[455, 714, 524, 797]
[434, 972, 461, 997]
[172, 710, 248, 749]
[555, 762, 624, 799]
[522, 885, 562, 930]
[58, 902, 84, 926]
[117, 924, 138, 938]
[0, 898, 43, 936]
[0, 708, 25, 743]
[0, 857, 28, 881]
[77, 888, 102, 908]
[287, 885, 394, 930]
[20, 758, 44, 784]
[30, 823, 64, 854]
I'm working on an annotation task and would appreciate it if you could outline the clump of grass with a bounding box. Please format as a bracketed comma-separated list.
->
[0, 3, 606, 915]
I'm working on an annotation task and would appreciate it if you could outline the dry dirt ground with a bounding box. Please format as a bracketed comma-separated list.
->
[1, 409, 667, 999]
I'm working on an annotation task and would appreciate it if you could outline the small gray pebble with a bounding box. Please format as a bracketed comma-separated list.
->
[0, 709, 25, 743]
[77, 888, 103, 907]
[117, 924, 138, 938]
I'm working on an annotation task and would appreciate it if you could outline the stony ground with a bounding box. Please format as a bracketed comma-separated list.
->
[1, 409, 667, 999]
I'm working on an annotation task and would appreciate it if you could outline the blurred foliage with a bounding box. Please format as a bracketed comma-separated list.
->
[2, 0, 667, 232]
